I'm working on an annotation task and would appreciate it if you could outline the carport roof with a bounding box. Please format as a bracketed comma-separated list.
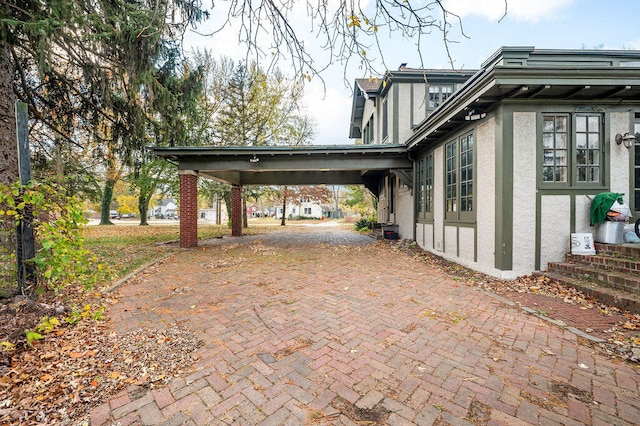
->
[153, 144, 412, 196]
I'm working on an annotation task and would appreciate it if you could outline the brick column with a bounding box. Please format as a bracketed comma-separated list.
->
[179, 171, 198, 248]
[231, 185, 243, 237]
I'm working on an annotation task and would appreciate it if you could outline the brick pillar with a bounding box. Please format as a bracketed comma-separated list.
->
[179, 172, 198, 248]
[231, 185, 243, 237]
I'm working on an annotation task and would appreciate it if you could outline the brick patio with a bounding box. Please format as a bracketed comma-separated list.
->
[95, 226, 640, 425]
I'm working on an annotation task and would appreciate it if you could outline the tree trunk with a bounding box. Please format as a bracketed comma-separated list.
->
[99, 179, 116, 225]
[0, 43, 18, 186]
[242, 195, 247, 228]
[280, 197, 286, 226]
[138, 192, 152, 226]
[223, 193, 232, 226]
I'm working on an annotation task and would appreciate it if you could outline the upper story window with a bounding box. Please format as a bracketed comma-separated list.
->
[382, 98, 388, 140]
[363, 116, 374, 144]
[429, 84, 454, 109]
[541, 113, 603, 186]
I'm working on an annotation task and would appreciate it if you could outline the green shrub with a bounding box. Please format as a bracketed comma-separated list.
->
[354, 218, 375, 232]
[0, 179, 104, 295]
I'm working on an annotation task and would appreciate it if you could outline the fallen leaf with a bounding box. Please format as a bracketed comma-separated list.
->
[69, 352, 84, 359]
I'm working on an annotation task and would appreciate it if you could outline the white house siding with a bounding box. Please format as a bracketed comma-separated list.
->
[416, 223, 425, 246]
[396, 186, 414, 239]
[458, 227, 475, 261]
[396, 84, 413, 144]
[476, 117, 497, 272]
[444, 226, 457, 256]
[610, 112, 632, 197]
[540, 195, 571, 271]
[511, 112, 538, 276]
[575, 195, 593, 233]
[433, 145, 445, 252]
[412, 83, 427, 127]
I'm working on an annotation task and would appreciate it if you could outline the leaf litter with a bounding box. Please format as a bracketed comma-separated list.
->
[0, 292, 201, 425]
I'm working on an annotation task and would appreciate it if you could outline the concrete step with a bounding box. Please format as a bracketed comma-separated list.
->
[540, 271, 640, 314]
[546, 262, 640, 294]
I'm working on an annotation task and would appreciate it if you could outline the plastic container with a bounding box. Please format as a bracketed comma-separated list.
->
[594, 221, 625, 244]
[570, 233, 596, 255]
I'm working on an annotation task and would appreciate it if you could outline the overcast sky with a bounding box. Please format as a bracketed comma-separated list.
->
[185, 0, 640, 145]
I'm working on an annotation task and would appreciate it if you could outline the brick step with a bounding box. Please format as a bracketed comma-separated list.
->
[546, 262, 640, 294]
[539, 271, 640, 314]
[594, 243, 640, 260]
[565, 253, 640, 275]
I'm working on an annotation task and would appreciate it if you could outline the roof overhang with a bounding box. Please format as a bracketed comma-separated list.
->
[153, 144, 412, 196]
[407, 47, 640, 151]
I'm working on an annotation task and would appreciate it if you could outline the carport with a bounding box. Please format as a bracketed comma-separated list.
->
[153, 144, 412, 247]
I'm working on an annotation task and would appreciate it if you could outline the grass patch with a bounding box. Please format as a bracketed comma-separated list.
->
[83, 223, 286, 285]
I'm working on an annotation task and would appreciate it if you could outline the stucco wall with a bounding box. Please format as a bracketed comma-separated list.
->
[412, 83, 427, 127]
[444, 226, 457, 256]
[396, 186, 414, 239]
[540, 195, 571, 270]
[396, 84, 413, 143]
[433, 145, 444, 252]
[416, 223, 425, 247]
[458, 227, 475, 261]
[609, 112, 632, 197]
[476, 117, 497, 271]
[511, 112, 537, 275]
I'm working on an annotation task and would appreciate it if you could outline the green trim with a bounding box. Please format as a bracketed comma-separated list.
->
[570, 196, 576, 234]
[495, 106, 514, 271]
[474, 225, 478, 263]
[535, 193, 541, 271]
[393, 85, 399, 143]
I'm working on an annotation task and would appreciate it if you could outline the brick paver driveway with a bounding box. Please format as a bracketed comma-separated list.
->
[95, 225, 640, 425]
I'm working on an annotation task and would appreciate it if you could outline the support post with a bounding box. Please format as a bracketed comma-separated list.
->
[179, 171, 198, 248]
[231, 185, 243, 237]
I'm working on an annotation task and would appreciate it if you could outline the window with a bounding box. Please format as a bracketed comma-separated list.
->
[460, 135, 473, 212]
[425, 154, 433, 214]
[382, 98, 388, 140]
[416, 153, 434, 219]
[362, 116, 374, 145]
[541, 113, 603, 186]
[417, 158, 424, 215]
[304, 207, 312, 215]
[446, 141, 457, 214]
[445, 133, 474, 221]
[428, 84, 454, 108]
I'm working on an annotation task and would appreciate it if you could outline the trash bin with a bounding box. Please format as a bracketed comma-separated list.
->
[594, 221, 625, 244]
[381, 223, 399, 240]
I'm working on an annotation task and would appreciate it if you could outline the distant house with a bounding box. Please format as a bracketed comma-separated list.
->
[155, 199, 177, 218]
